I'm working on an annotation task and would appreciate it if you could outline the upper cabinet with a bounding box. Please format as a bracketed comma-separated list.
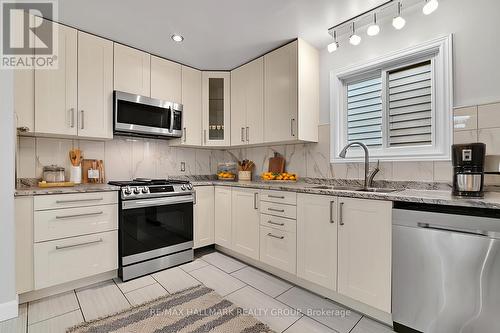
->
[231, 57, 264, 146]
[35, 19, 78, 136]
[202, 72, 231, 146]
[151, 56, 182, 103]
[264, 39, 319, 143]
[181, 66, 202, 146]
[77, 32, 113, 139]
[114, 43, 151, 96]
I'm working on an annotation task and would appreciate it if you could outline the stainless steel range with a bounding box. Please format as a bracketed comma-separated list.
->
[108, 179, 194, 281]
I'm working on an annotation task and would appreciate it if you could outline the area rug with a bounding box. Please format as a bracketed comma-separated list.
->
[67, 285, 275, 333]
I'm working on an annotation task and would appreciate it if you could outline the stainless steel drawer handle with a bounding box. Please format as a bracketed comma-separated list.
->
[55, 238, 103, 250]
[417, 222, 489, 237]
[267, 233, 284, 240]
[268, 195, 285, 199]
[268, 208, 285, 213]
[56, 197, 104, 204]
[56, 211, 104, 219]
[339, 202, 345, 226]
[268, 220, 285, 226]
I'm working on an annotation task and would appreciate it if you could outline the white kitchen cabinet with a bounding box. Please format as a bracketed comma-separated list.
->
[231, 188, 260, 260]
[215, 186, 232, 248]
[264, 39, 319, 143]
[77, 31, 113, 139]
[15, 197, 34, 294]
[181, 66, 203, 146]
[14, 69, 34, 134]
[338, 197, 392, 313]
[260, 225, 296, 274]
[35, 19, 78, 136]
[114, 43, 151, 96]
[194, 186, 215, 249]
[297, 194, 338, 290]
[231, 57, 264, 145]
[202, 72, 231, 146]
[151, 56, 182, 103]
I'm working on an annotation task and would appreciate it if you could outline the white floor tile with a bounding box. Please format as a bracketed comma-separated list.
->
[277, 287, 362, 333]
[226, 286, 302, 332]
[231, 266, 292, 298]
[189, 265, 246, 296]
[201, 252, 247, 273]
[284, 316, 337, 333]
[179, 258, 210, 272]
[27, 310, 83, 333]
[152, 267, 200, 293]
[351, 317, 394, 333]
[124, 283, 169, 306]
[76, 280, 130, 321]
[113, 275, 157, 294]
[0, 303, 27, 333]
[28, 291, 79, 325]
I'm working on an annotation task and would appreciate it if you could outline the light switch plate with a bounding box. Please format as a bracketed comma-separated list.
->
[180, 162, 186, 172]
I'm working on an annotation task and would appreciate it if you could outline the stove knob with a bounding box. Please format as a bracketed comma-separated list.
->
[187, 184, 193, 190]
[181, 185, 186, 191]
[124, 187, 132, 195]
[133, 187, 141, 194]
[141, 187, 149, 194]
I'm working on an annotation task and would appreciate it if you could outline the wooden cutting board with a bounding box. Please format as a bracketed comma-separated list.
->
[268, 153, 285, 173]
[38, 182, 75, 188]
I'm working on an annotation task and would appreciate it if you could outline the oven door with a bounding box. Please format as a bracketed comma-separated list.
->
[120, 195, 193, 266]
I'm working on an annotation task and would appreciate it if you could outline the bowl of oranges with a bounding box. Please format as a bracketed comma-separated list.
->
[261, 172, 297, 182]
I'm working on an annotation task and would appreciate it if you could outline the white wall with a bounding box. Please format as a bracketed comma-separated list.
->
[0, 70, 18, 321]
[319, 0, 500, 123]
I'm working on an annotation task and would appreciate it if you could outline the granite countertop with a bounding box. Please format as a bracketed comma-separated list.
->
[192, 180, 500, 210]
[15, 183, 120, 197]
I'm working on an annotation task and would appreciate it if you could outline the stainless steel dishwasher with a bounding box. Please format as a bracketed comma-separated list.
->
[392, 202, 500, 333]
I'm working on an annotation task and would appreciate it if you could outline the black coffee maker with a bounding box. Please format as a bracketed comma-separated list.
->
[452, 143, 486, 197]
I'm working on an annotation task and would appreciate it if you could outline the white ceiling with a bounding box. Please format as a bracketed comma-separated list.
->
[56, 0, 386, 70]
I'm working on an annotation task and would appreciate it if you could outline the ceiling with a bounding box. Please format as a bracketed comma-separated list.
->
[56, 0, 386, 70]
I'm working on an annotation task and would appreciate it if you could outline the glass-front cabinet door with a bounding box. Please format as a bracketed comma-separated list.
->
[202, 72, 231, 146]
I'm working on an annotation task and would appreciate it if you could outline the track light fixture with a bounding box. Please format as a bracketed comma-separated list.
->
[367, 13, 380, 36]
[349, 22, 362, 46]
[327, 31, 339, 53]
[392, 2, 406, 30]
[423, 0, 439, 15]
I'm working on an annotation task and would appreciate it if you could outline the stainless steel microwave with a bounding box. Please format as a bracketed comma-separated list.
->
[113, 91, 183, 139]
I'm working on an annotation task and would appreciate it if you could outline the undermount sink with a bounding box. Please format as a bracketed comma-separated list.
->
[309, 185, 399, 193]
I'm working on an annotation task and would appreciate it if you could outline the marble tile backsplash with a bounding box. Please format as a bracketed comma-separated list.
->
[16, 102, 500, 185]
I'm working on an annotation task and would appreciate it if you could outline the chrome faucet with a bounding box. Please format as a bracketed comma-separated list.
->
[339, 142, 380, 189]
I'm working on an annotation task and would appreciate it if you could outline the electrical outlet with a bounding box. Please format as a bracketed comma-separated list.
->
[180, 162, 186, 172]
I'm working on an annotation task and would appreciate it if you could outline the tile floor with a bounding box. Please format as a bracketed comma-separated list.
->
[0, 250, 394, 333]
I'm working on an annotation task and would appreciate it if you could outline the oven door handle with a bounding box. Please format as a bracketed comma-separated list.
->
[122, 195, 194, 210]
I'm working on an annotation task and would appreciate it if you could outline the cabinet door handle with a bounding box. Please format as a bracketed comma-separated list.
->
[56, 211, 103, 219]
[339, 202, 345, 226]
[80, 110, 85, 129]
[254, 192, 258, 210]
[183, 127, 187, 143]
[268, 220, 285, 227]
[55, 197, 104, 204]
[330, 201, 335, 224]
[241, 127, 245, 142]
[70, 108, 75, 128]
[268, 207, 285, 213]
[56, 238, 103, 250]
[268, 195, 285, 199]
[290, 118, 296, 137]
[204, 130, 207, 144]
[267, 233, 284, 240]
[246, 127, 249, 142]
[193, 190, 197, 205]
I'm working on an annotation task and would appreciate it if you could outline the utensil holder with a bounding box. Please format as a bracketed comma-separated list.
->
[238, 171, 252, 181]
[70, 165, 82, 184]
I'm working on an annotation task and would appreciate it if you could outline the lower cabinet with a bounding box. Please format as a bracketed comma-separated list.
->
[297, 194, 338, 290]
[214, 186, 232, 248]
[34, 230, 118, 289]
[259, 224, 296, 274]
[15, 197, 34, 294]
[337, 197, 392, 313]
[194, 186, 215, 248]
[231, 188, 260, 260]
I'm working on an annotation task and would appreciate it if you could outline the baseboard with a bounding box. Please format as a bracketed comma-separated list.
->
[0, 295, 18, 322]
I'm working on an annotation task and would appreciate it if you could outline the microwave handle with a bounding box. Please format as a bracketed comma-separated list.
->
[169, 107, 174, 133]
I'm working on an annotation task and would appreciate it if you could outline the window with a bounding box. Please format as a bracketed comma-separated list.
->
[331, 35, 453, 162]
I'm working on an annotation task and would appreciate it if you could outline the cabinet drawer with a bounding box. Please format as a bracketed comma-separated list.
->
[260, 190, 296, 205]
[260, 201, 296, 219]
[34, 230, 118, 289]
[259, 226, 296, 274]
[34, 204, 118, 242]
[260, 214, 296, 233]
[34, 192, 118, 211]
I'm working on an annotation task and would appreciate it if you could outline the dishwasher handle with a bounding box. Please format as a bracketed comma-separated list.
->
[417, 222, 490, 237]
